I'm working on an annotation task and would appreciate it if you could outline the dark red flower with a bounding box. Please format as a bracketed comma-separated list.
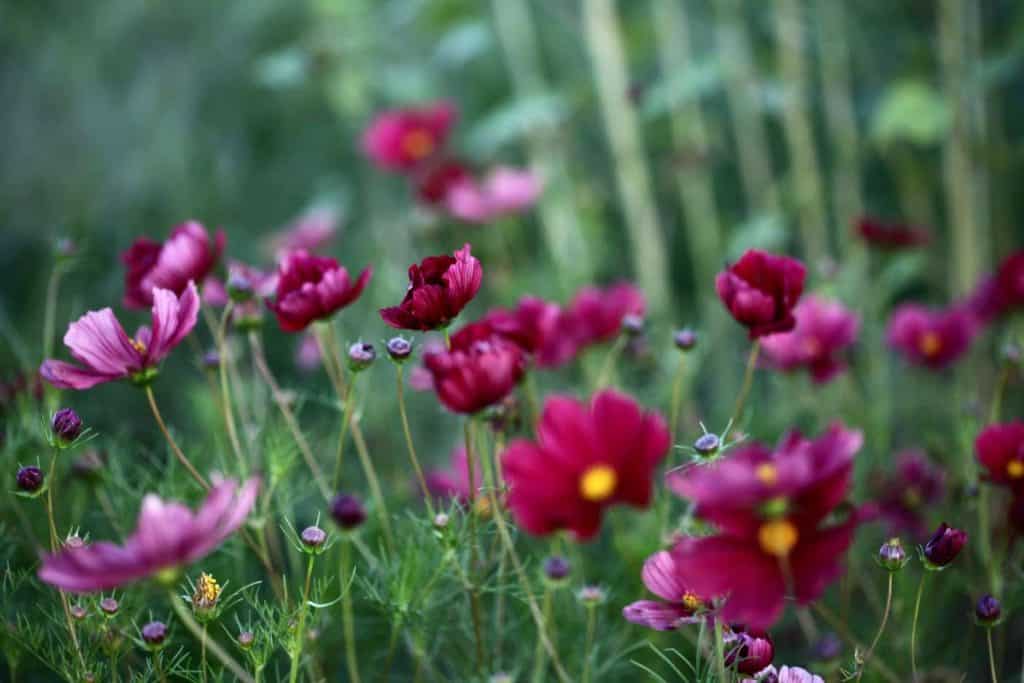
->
[855, 216, 930, 250]
[886, 304, 976, 370]
[414, 158, 472, 206]
[976, 422, 1024, 492]
[122, 221, 225, 309]
[921, 522, 967, 568]
[567, 282, 646, 347]
[476, 297, 580, 368]
[622, 550, 702, 631]
[760, 296, 860, 383]
[361, 101, 457, 172]
[874, 449, 946, 541]
[502, 390, 670, 540]
[422, 323, 525, 414]
[716, 250, 806, 339]
[265, 250, 372, 332]
[380, 244, 482, 331]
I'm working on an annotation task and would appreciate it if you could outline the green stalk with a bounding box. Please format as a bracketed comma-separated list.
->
[215, 302, 246, 471]
[45, 450, 85, 674]
[910, 573, 927, 680]
[987, 629, 998, 683]
[714, 618, 728, 682]
[340, 539, 362, 683]
[530, 589, 553, 683]
[168, 591, 254, 683]
[145, 385, 210, 492]
[288, 554, 316, 683]
[462, 419, 486, 674]
[396, 366, 433, 514]
[855, 572, 893, 681]
[730, 341, 761, 427]
[581, 605, 597, 683]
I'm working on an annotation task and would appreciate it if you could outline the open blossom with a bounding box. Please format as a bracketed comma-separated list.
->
[622, 550, 702, 631]
[976, 422, 1024, 492]
[265, 250, 372, 332]
[716, 250, 806, 339]
[567, 282, 646, 348]
[667, 423, 862, 629]
[39, 477, 259, 592]
[424, 447, 481, 504]
[760, 296, 860, 383]
[886, 303, 975, 370]
[745, 667, 824, 683]
[855, 216, 930, 250]
[873, 449, 945, 540]
[380, 244, 482, 331]
[41, 283, 199, 390]
[445, 167, 542, 224]
[423, 322, 526, 414]
[969, 250, 1024, 323]
[476, 297, 578, 368]
[361, 101, 457, 172]
[502, 390, 670, 540]
[122, 221, 225, 309]
[268, 208, 339, 260]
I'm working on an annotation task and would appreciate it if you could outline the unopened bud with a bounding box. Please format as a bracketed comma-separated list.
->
[300, 526, 328, 552]
[674, 328, 697, 351]
[543, 556, 571, 583]
[975, 594, 1002, 626]
[141, 621, 168, 650]
[330, 494, 366, 531]
[386, 336, 413, 363]
[877, 538, 908, 571]
[16, 466, 44, 494]
[621, 314, 644, 336]
[237, 630, 255, 650]
[347, 342, 376, 372]
[694, 433, 720, 457]
[99, 597, 119, 617]
[51, 408, 83, 445]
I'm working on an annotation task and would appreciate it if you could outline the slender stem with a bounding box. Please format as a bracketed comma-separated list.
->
[216, 303, 246, 470]
[594, 335, 627, 389]
[42, 266, 64, 363]
[911, 573, 926, 680]
[523, 373, 540, 435]
[581, 606, 597, 683]
[45, 451, 85, 673]
[530, 590, 553, 683]
[144, 385, 210, 491]
[857, 572, 893, 681]
[340, 539, 362, 683]
[714, 618, 728, 683]
[730, 341, 761, 427]
[168, 591, 254, 683]
[443, 328, 451, 350]
[347, 383, 395, 553]
[332, 379, 355, 492]
[987, 629, 998, 683]
[669, 353, 686, 441]
[154, 652, 166, 683]
[462, 419, 486, 674]
[813, 603, 900, 683]
[396, 366, 433, 514]
[200, 624, 208, 683]
[380, 619, 402, 683]
[289, 554, 316, 683]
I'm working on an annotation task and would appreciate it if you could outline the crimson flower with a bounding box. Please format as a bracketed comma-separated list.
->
[921, 522, 967, 568]
[760, 296, 860, 383]
[855, 216, 930, 250]
[422, 323, 526, 414]
[41, 283, 199, 390]
[725, 626, 774, 675]
[666, 423, 863, 629]
[502, 390, 670, 540]
[567, 282, 646, 348]
[976, 422, 1024, 492]
[716, 250, 806, 339]
[380, 244, 482, 331]
[886, 303, 976, 370]
[265, 250, 372, 332]
[361, 101, 457, 172]
[39, 477, 259, 592]
[122, 221, 224, 309]
[873, 449, 946, 541]
[477, 297, 579, 368]
[622, 550, 702, 631]
[969, 250, 1024, 322]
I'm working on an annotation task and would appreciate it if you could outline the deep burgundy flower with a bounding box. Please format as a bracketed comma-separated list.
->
[424, 447, 481, 504]
[716, 250, 806, 339]
[266, 250, 372, 333]
[422, 325, 526, 414]
[38, 477, 259, 592]
[567, 282, 646, 348]
[969, 251, 1024, 322]
[361, 101, 457, 172]
[122, 221, 224, 309]
[41, 283, 200, 390]
[414, 158, 472, 206]
[330, 493, 367, 530]
[874, 449, 946, 540]
[51, 408, 83, 444]
[760, 296, 860, 383]
[16, 466, 44, 493]
[886, 304, 976, 370]
[921, 522, 967, 568]
[976, 422, 1024, 492]
[855, 216, 930, 250]
[622, 550, 702, 631]
[380, 244, 482, 331]
[725, 627, 775, 675]
[502, 390, 670, 540]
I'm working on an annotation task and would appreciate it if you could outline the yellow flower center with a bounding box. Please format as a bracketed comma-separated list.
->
[755, 463, 778, 486]
[918, 331, 941, 357]
[474, 495, 493, 518]
[130, 337, 147, 354]
[1008, 460, 1024, 479]
[758, 519, 799, 557]
[401, 129, 435, 160]
[193, 572, 222, 608]
[903, 487, 922, 508]
[579, 465, 617, 502]
[681, 591, 702, 611]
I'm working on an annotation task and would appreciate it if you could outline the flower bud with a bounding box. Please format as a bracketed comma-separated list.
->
[433, 512, 450, 529]
[674, 328, 697, 351]
[921, 522, 967, 569]
[192, 572, 222, 622]
[16, 466, 44, 494]
[55, 237, 78, 259]
[975, 594, 1002, 626]
[64, 535, 85, 550]
[227, 273, 254, 302]
[347, 342, 376, 373]
[725, 627, 774, 675]
[386, 336, 413, 363]
[1002, 342, 1022, 365]
[330, 493, 366, 530]
[300, 525, 328, 552]
[577, 585, 606, 607]
[877, 538, 909, 571]
[70, 605, 87, 621]
[51, 408, 83, 445]
[694, 433, 720, 458]
[202, 350, 220, 370]
[621, 314, 645, 337]
[141, 621, 168, 650]
[543, 556, 571, 583]
[237, 630, 255, 650]
[99, 597, 119, 617]
[811, 632, 842, 661]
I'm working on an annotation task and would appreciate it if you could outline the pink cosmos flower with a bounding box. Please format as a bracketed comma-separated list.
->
[380, 244, 483, 331]
[269, 208, 339, 260]
[361, 101, 457, 172]
[40, 283, 200, 390]
[265, 250, 372, 332]
[976, 421, 1024, 493]
[716, 250, 806, 339]
[567, 282, 646, 348]
[760, 296, 860, 383]
[295, 332, 323, 372]
[122, 221, 225, 309]
[622, 550, 702, 631]
[422, 322, 526, 414]
[502, 390, 670, 540]
[744, 666, 824, 683]
[39, 476, 259, 592]
[424, 447, 482, 504]
[445, 167, 542, 224]
[886, 303, 976, 370]
[873, 449, 946, 540]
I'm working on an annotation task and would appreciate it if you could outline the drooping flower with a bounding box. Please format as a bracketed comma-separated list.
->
[921, 522, 967, 569]
[873, 449, 946, 540]
[666, 423, 863, 629]
[622, 550, 702, 631]
[760, 296, 860, 383]
[424, 447, 482, 504]
[716, 250, 806, 339]
[265, 250, 372, 332]
[502, 390, 670, 540]
[361, 101, 457, 172]
[566, 282, 646, 348]
[976, 422, 1024, 492]
[445, 167, 543, 224]
[422, 322, 526, 414]
[38, 477, 259, 592]
[886, 303, 976, 370]
[380, 244, 482, 331]
[122, 221, 225, 309]
[268, 208, 339, 261]
[41, 283, 200, 390]
[855, 216, 930, 250]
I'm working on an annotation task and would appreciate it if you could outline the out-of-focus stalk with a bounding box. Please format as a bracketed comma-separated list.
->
[583, 0, 670, 313]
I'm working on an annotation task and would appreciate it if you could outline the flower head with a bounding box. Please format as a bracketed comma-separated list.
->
[361, 101, 457, 172]
[760, 296, 860, 383]
[716, 250, 806, 339]
[502, 390, 670, 540]
[479, 297, 576, 368]
[422, 323, 525, 414]
[622, 550, 702, 631]
[566, 282, 646, 348]
[921, 522, 967, 569]
[725, 627, 775, 675]
[347, 342, 376, 373]
[141, 621, 168, 650]
[51, 408, 84, 444]
[855, 216, 930, 250]
[877, 538, 909, 571]
[380, 244, 482, 331]
[266, 250, 372, 332]
[330, 493, 367, 531]
[191, 572, 223, 621]
[414, 158, 472, 206]
[122, 222, 224, 309]
[976, 422, 1024, 492]
[975, 594, 1002, 626]
[41, 282, 200, 390]
[38, 477, 259, 592]
[886, 304, 976, 370]
[873, 449, 946, 540]
[445, 167, 542, 224]
[969, 250, 1024, 322]
[16, 466, 44, 493]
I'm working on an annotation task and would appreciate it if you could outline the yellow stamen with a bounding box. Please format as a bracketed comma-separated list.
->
[755, 463, 778, 486]
[918, 331, 941, 357]
[758, 519, 799, 557]
[579, 465, 617, 502]
[681, 591, 702, 611]
[193, 572, 222, 609]
[401, 129, 435, 160]
[130, 337, 147, 354]
[473, 495, 493, 518]
[1008, 460, 1024, 479]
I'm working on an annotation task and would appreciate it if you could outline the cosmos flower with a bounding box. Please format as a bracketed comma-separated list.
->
[380, 244, 482, 331]
[744, 667, 825, 683]
[873, 449, 946, 540]
[921, 522, 967, 568]
[566, 282, 646, 348]
[969, 250, 1024, 323]
[445, 167, 543, 224]
[422, 322, 526, 414]
[265, 250, 372, 332]
[38, 477, 259, 592]
[414, 158, 472, 206]
[268, 208, 339, 261]
[41, 282, 200, 390]
[855, 216, 930, 250]
[361, 101, 457, 172]
[476, 296, 579, 368]
[886, 303, 976, 370]
[424, 447, 481, 504]
[716, 250, 806, 339]
[122, 221, 225, 309]
[622, 550, 702, 631]
[760, 296, 860, 383]
[976, 422, 1024, 492]
[502, 390, 670, 540]
[725, 626, 775, 675]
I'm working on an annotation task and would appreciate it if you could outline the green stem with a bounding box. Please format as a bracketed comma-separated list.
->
[349, 391, 395, 554]
[581, 606, 597, 683]
[594, 335, 627, 389]
[910, 573, 927, 680]
[288, 554, 316, 683]
[340, 540, 362, 683]
[530, 590, 553, 683]
[462, 419, 486, 675]
[144, 385, 210, 491]
[668, 353, 686, 441]
[332, 378, 355, 492]
[45, 450, 85, 674]
[987, 629, 998, 683]
[216, 302, 246, 471]
[397, 366, 433, 514]
[168, 591, 254, 683]
[857, 572, 893, 681]
[42, 265, 64, 364]
[200, 624, 208, 683]
[714, 618, 728, 683]
[813, 603, 900, 683]
[730, 341, 761, 428]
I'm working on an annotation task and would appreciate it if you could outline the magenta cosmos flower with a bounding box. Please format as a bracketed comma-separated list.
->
[976, 422, 1024, 492]
[476, 297, 579, 369]
[380, 244, 482, 331]
[361, 101, 457, 172]
[855, 216, 930, 250]
[622, 549, 702, 631]
[716, 250, 806, 339]
[969, 250, 1024, 322]
[39, 477, 259, 592]
[41, 283, 199, 390]
[667, 423, 863, 629]
[886, 303, 975, 370]
[567, 282, 646, 348]
[760, 296, 860, 383]
[502, 390, 670, 540]
[268, 208, 339, 261]
[265, 250, 372, 332]
[122, 221, 225, 309]
[744, 666, 824, 683]
[445, 167, 543, 224]
[873, 449, 945, 540]
[414, 158, 472, 206]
